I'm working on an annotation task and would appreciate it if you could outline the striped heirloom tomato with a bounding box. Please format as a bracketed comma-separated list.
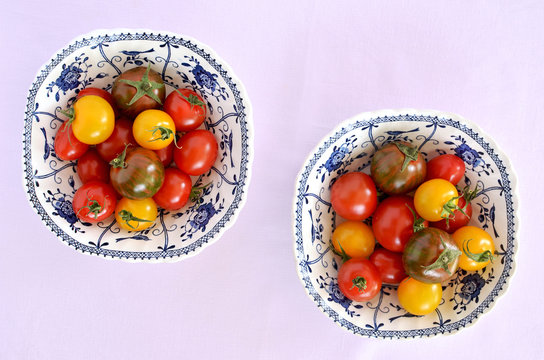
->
[109, 146, 165, 200]
[370, 141, 426, 195]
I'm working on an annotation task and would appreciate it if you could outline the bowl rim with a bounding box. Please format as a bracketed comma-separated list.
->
[22, 28, 254, 263]
[292, 108, 519, 338]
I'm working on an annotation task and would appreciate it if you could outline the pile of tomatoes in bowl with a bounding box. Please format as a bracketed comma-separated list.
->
[55, 64, 217, 232]
[329, 141, 495, 316]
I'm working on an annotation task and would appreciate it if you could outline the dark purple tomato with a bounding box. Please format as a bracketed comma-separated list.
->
[402, 227, 461, 284]
[111, 65, 165, 119]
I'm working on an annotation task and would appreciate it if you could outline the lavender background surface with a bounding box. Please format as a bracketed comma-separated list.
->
[1, 1, 543, 359]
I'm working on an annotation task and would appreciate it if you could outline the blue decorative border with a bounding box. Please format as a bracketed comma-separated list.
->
[23, 31, 251, 261]
[294, 114, 516, 338]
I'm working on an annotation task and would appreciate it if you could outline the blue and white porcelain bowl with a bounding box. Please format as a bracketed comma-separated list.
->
[23, 29, 253, 262]
[293, 109, 518, 338]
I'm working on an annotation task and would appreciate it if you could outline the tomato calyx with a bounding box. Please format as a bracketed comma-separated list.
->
[190, 182, 211, 202]
[148, 126, 174, 142]
[394, 142, 420, 172]
[440, 195, 467, 226]
[461, 185, 480, 203]
[117, 209, 152, 229]
[463, 239, 494, 264]
[58, 107, 76, 145]
[329, 239, 351, 262]
[76, 195, 104, 220]
[119, 64, 165, 106]
[109, 144, 131, 169]
[350, 276, 368, 293]
[406, 204, 426, 233]
[176, 90, 206, 112]
[423, 236, 462, 275]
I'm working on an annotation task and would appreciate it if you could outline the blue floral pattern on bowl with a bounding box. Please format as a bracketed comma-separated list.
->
[23, 29, 253, 262]
[293, 110, 518, 338]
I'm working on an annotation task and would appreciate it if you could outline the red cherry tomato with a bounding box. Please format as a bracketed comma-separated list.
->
[153, 168, 192, 210]
[372, 195, 428, 252]
[96, 117, 136, 162]
[54, 120, 89, 161]
[426, 154, 465, 185]
[174, 130, 218, 176]
[77, 148, 110, 184]
[430, 195, 473, 233]
[337, 258, 382, 302]
[72, 181, 117, 222]
[153, 141, 174, 167]
[164, 88, 207, 132]
[77, 87, 118, 118]
[330, 172, 377, 221]
[369, 248, 407, 284]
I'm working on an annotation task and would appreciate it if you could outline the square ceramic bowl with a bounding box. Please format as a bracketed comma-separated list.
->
[293, 109, 518, 338]
[23, 29, 253, 262]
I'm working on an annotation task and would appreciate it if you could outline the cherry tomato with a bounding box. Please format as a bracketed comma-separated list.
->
[54, 120, 89, 161]
[96, 117, 136, 162]
[371, 141, 427, 195]
[133, 109, 176, 150]
[426, 154, 465, 185]
[453, 226, 495, 271]
[372, 195, 428, 252]
[330, 172, 377, 221]
[77, 148, 110, 184]
[115, 197, 157, 231]
[174, 130, 218, 176]
[111, 65, 165, 118]
[403, 227, 461, 283]
[397, 277, 442, 315]
[331, 221, 375, 259]
[164, 88, 207, 132]
[72, 181, 117, 223]
[369, 248, 406, 284]
[77, 87, 118, 117]
[153, 168, 193, 210]
[337, 258, 382, 302]
[68, 95, 115, 145]
[414, 179, 459, 222]
[154, 141, 174, 167]
[110, 146, 165, 200]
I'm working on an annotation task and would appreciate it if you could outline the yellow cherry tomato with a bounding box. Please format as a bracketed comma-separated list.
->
[453, 226, 495, 271]
[414, 179, 459, 222]
[71, 95, 115, 145]
[397, 277, 442, 315]
[332, 221, 375, 259]
[133, 109, 176, 150]
[115, 197, 158, 231]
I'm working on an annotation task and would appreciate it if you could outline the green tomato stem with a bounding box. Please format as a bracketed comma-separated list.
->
[423, 236, 462, 275]
[406, 203, 426, 233]
[440, 195, 467, 227]
[109, 143, 131, 169]
[118, 63, 164, 106]
[190, 182, 212, 202]
[350, 276, 368, 293]
[175, 90, 206, 112]
[76, 195, 104, 220]
[394, 142, 419, 172]
[118, 210, 152, 229]
[147, 126, 174, 142]
[463, 239, 494, 263]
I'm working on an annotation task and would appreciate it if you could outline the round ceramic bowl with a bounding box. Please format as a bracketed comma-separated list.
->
[23, 29, 253, 262]
[293, 109, 518, 338]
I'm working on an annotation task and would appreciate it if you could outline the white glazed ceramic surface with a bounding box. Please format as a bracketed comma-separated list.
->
[293, 109, 518, 338]
[23, 29, 253, 262]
